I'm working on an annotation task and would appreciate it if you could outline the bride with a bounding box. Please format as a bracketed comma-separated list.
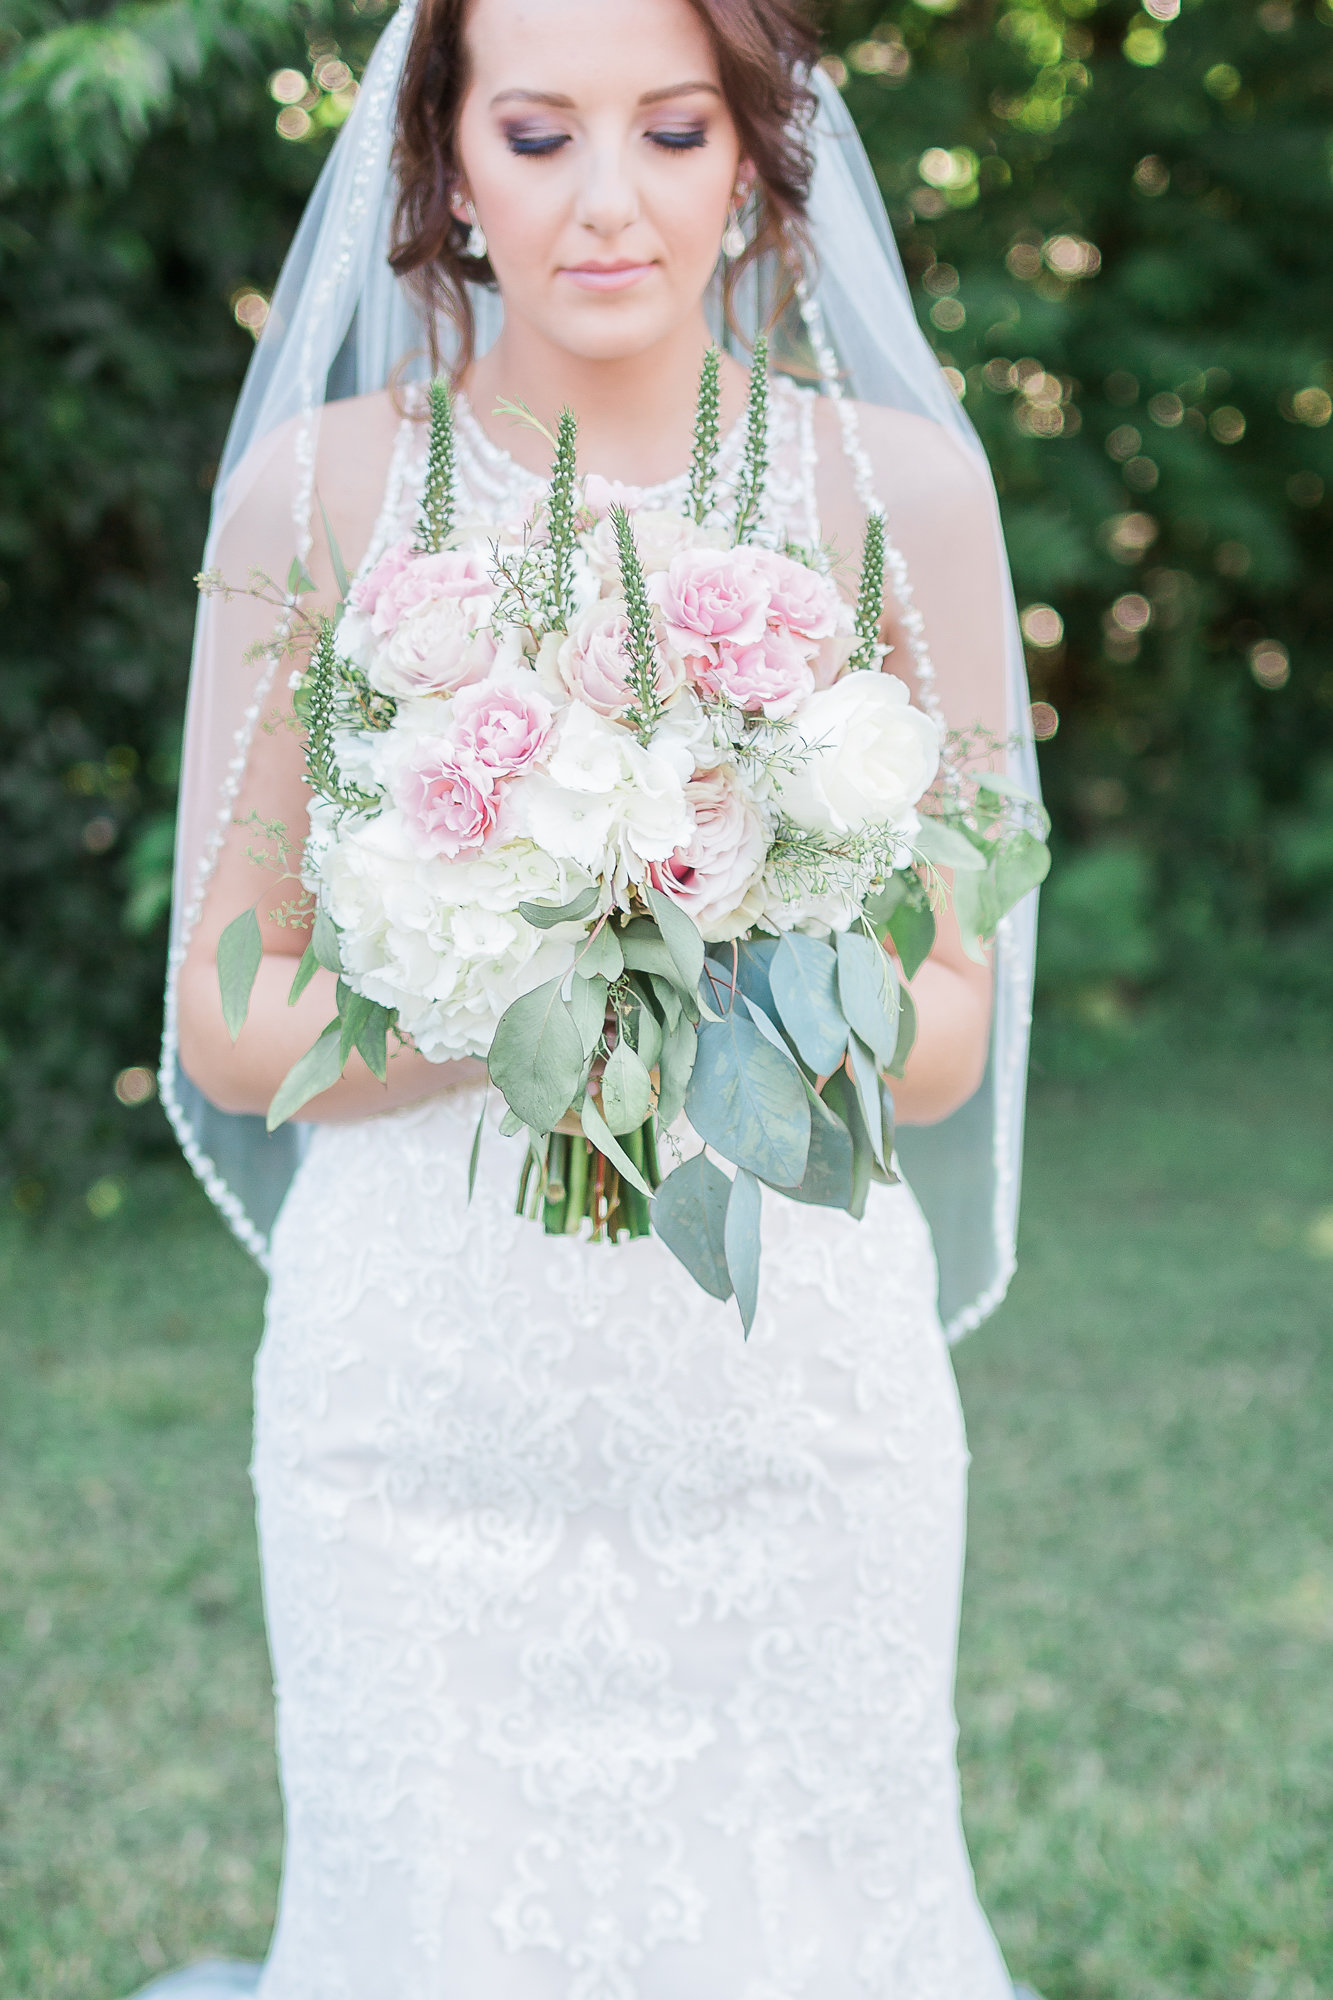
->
[152, 0, 1042, 1993]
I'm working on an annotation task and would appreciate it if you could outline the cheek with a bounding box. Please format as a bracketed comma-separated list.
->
[645, 149, 739, 265]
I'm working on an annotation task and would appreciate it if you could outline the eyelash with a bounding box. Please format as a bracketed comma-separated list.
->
[503, 126, 709, 158]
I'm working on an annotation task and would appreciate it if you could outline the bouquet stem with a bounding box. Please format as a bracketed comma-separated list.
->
[514, 1123, 661, 1244]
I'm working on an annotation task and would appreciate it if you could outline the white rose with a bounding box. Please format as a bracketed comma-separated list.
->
[370, 594, 496, 700]
[776, 674, 940, 836]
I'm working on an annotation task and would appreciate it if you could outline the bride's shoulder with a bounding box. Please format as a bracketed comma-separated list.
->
[217, 387, 407, 571]
[809, 391, 993, 522]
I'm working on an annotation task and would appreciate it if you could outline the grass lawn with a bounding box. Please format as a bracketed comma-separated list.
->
[1, 1044, 1330, 2000]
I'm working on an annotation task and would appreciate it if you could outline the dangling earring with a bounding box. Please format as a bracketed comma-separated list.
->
[464, 205, 488, 260]
[721, 203, 747, 261]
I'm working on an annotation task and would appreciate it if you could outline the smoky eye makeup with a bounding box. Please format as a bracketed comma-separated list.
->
[502, 123, 572, 157]
[646, 124, 709, 151]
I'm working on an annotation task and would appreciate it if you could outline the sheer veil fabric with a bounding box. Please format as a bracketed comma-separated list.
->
[161, 1, 1039, 1340]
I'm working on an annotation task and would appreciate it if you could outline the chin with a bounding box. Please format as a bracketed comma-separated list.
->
[537, 299, 700, 365]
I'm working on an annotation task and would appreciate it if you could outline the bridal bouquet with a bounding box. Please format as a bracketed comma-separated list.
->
[217, 343, 1049, 1330]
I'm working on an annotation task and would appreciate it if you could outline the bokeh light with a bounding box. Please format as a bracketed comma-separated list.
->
[1249, 640, 1291, 689]
[1021, 603, 1065, 648]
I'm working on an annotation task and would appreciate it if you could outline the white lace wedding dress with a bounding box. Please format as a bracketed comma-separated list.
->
[142, 385, 1016, 2000]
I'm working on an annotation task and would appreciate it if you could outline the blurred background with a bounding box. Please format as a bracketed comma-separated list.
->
[1, 2, 1330, 1995]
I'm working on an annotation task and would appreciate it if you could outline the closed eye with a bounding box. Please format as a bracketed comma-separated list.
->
[648, 126, 708, 152]
[505, 129, 571, 157]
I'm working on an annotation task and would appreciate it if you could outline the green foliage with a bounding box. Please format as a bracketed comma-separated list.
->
[732, 332, 770, 544]
[609, 506, 666, 742]
[850, 508, 886, 670]
[413, 376, 455, 554]
[0, 0, 384, 1199]
[823, 0, 1333, 1019]
[545, 406, 579, 623]
[3, 0, 1329, 1203]
[689, 345, 722, 524]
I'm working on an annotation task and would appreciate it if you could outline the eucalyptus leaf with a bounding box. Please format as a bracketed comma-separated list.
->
[580, 1095, 653, 1198]
[354, 999, 390, 1082]
[620, 923, 683, 988]
[627, 989, 663, 1073]
[687, 1013, 810, 1188]
[488, 976, 586, 1131]
[578, 922, 624, 981]
[217, 905, 262, 1042]
[738, 992, 797, 1061]
[770, 932, 847, 1074]
[785, 1083, 855, 1211]
[862, 874, 907, 930]
[644, 886, 705, 999]
[724, 1167, 762, 1337]
[336, 981, 374, 1069]
[567, 972, 609, 1060]
[886, 891, 936, 983]
[992, 829, 1052, 918]
[311, 905, 342, 974]
[467, 1092, 487, 1199]
[914, 817, 987, 873]
[655, 1015, 697, 1128]
[821, 1069, 872, 1222]
[286, 942, 318, 1008]
[648, 971, 682, 1033]
[518, 884, 600, 929]
[651, 1152, 733, 1301]
[266, 1020, 342, 1131]
[735, 936, 778, 1014]
[835, 930, 900, 1070]
[498, 1106, 525, 1138]
[974, 768, 1040, 803]
[888, 984, 917, 1079]
[847, 1031, 886, 1169]
[286, 554, 317, 596]
[318, 493, 350, 603]
[949, 867, 991, 966]
[601, 1039, 653, 1135]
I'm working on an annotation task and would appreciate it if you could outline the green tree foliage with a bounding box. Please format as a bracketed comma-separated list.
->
[823, 0, 1333, 1022]
[2, 0, 1328, 1203]
[0, 0, 381, 1202]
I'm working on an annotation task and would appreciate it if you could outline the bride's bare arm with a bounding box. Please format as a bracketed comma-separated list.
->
[814, 400, 1011, 1127]
[176, 392, 485, 1121]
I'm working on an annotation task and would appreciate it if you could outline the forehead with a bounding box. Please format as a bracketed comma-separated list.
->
[462, 0, 722, 98]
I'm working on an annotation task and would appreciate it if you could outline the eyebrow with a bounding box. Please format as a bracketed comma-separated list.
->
[490, 82, 722, 110]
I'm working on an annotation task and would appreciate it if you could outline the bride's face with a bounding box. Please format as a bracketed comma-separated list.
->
[453, 0, 748, 361]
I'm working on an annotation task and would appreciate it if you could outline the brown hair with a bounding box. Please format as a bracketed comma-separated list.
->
[389, 0, 820, 373]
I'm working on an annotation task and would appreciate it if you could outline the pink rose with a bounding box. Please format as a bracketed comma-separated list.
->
[371, 596, 497, 699]
[751, 549, 843, 643]
[582, 473, 648, 519]
[355, 543, 494, 638]
[350, 540, 414, 621]
[451, 676, 554, 778]
[650, 766, 767, 942]
[395, 743, 498, 859]
[555, 601, 685, 720]
[649, 548, 771, 658]
[693, 624, 815, 718]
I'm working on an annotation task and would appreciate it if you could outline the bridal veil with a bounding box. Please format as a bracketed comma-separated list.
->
[161, 0, 1040, 1340]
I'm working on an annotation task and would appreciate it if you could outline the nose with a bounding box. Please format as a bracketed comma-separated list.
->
[574, 131, 640, 240]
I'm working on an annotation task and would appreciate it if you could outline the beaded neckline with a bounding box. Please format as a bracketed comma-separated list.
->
[444, 380, 792, 507]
